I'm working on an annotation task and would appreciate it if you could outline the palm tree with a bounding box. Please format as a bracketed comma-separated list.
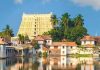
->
[18, 34, 25, 44]
[61, 13, 70, 38]
[31, 39, 40, 49]
[2, 25, 14, 43]
[51, 15, 58, 28]
[24, 35, 30, 43]
[73, 14, 84, 26]
[3, 25, 14, 37]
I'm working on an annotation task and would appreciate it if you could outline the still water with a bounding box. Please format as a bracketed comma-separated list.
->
[0, 56, 100, 70]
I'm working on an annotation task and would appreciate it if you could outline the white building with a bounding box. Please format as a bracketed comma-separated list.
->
[0, 37, 6, 58]
[34, 35, 52, 53]
[50, 42, 78, 55]
[35, 35, 78, 55]
[80, 36, 96, 54]
[0, 37, 16, 58]
[46, 56, 78, 70]
[81, 35, 95, 46]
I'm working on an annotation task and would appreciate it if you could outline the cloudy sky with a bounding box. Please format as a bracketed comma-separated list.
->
[0, 0, 100, 36]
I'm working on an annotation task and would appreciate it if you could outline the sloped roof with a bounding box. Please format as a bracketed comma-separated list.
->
[34, 35, 52, 41]
[81, 36, 95, 41]
[52, 42, 77, 47]
[94, 36, 100, 46]
[34, 35, 44, 41]
[42, 35, 52, 40]
[0, 38, 6, 45]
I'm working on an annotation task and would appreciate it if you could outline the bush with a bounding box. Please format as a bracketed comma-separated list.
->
[43, 52, 48, 57]
[38, 51, 42, 57]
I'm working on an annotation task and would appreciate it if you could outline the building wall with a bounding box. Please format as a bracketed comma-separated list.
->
[81, 41, 95, 45]
[17, 13, 53, 39]
[50, 45, 77, 55]
[38, 41, 44, 45]
[79, 48, 93, 54]
[46, 40, 52, 46]
[61, 45, 67, 55]
[6, 47, 15, 57]
[66, 46, 77, 54]
[61, 56, 67, 68]
[0, 45, 6, 58]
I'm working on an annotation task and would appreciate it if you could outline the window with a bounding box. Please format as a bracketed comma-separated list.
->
[71, 46, 72, 49]
[62, 63, 64, 66]
[63, 51, 64, 54]
[34, 32, 36, 35]
[63, 46, 64, 49]
[54, 46, 58, 49]
[70, 63, 72, 66]
[84, 41, 86, 44]
[35, 25, 36, 27]
[62, 58, 64, 60]
[48, 40, 50, 43]
[35, 28, 36, 31]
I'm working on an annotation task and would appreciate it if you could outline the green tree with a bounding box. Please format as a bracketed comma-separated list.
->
[51, 15, 58, 27]
[0, 25, 14, 43]
[3, 25, 14, 37]
[24, 35, 30, 42]
[31, 39, 40, 49]
[61, 13, 70, 38]
[43, 13, 88, 45]
[18, 34, 25, 44]
[68, 26, 87, 44]
[73, 14, 84, 26]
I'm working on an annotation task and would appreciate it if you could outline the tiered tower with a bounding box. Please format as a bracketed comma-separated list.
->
[17, 13, 53, 39]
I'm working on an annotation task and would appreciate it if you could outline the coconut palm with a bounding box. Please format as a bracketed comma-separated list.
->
[51, 15, 58, 27]
[73, 14, 84, 26]
[3, 25, 14, 37]
[18, 34, 25, 44]
[61, 13, 70, 38]
[2, 25, 14, 43]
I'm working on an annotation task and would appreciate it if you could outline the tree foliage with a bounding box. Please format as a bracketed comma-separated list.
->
[0, 25, 14, 43]
[43, 13, 88, 44]
[0, 25, 14, 37]
[18, 34, 30, 44]
[31, 39, 40, 49]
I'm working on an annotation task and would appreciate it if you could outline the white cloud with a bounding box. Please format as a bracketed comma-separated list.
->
[15, 0, 23, 4]
[71, 0, 100, 11]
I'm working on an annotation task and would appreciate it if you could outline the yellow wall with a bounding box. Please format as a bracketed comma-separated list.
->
[17, 13, 53, 39]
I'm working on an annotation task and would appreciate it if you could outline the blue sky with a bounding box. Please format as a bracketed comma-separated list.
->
[0, 0, 100, 36]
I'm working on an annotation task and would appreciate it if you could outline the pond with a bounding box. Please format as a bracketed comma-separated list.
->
[0, 56, 100, 70]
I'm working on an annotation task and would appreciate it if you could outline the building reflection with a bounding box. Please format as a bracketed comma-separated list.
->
[0, 56, 39, 70]
[41, 56, 95, 70]
[79, 57, 94, 70]
[0, 56, 100, 70]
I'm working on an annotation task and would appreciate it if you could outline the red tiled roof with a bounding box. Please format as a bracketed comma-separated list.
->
[34, 35, 52, 41]
[42, 35, 52, 40]
[94, 36, 100, 46]
[94, 36, 100, 40]
[0, 38, 6, 45]
[34, 35, 44, 41]
[52, 42, 77, 47]
[81, 36, 95, 41]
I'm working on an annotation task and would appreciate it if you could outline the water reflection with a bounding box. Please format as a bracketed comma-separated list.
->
[0, 56, 100, 70]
